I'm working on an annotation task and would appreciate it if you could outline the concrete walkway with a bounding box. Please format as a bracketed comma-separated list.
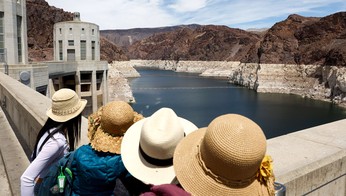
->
[0, 107, 29, 196]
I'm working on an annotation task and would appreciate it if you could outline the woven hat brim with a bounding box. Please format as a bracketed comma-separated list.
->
[90, 127, 123, 154]
[121, 117, 198, 185]
[173, 128, 270, 196]
[46, 99, 87, 122]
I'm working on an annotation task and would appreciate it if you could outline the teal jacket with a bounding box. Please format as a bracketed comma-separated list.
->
[71, 144, 127, 196]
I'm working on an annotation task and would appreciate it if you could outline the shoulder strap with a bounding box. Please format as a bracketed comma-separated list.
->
[61, 151, 76, 196]
[38, 128, 61, 153]
[64, 151, 75, 178]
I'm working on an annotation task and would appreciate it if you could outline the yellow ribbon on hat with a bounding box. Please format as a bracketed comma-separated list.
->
[257, 155, 275, 195]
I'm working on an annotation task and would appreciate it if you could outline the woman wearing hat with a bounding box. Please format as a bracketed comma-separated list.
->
[118, 107, 198, 195]
[70, 100, 144, 195]
[21, 88, 87, 195]
[173, 114, 276, 196]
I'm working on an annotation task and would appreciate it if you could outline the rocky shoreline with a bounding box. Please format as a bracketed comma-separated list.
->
[110, 60, 346, 108]
[107, 62, 140, 103]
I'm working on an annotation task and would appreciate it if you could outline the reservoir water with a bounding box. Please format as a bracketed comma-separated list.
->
[129, 69, 346, 139]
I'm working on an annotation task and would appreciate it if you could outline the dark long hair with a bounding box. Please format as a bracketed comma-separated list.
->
[31, 114, 82, 161]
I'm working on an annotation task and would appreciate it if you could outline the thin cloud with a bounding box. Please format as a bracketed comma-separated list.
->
[168, 0, 208, 12]
[46, 0, 346, 30]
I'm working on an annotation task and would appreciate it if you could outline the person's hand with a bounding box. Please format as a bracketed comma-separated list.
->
[141, 184, 190, 196]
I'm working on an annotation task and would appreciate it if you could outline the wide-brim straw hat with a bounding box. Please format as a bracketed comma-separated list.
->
[88, 101, 143, 154]
[121, 107, 198, 185]
[174, 114, 274, 196]
[46, 88, 87, 122]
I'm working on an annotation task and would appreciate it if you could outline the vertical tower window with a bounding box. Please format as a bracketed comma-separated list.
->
[0, 12, 4, 62]
[69, 28, 72, 35]
[92, 29, 95, 35]
[59, 28, 62, 34]
[59, 40, 63, 60]
[81, 28, 85, 35]
[80, 40, 86, 60]
[17, 16, 22, 63]
[91, 41, 95, 60]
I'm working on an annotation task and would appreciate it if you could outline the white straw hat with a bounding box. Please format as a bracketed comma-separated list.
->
[121, 107, 198, 185]
[46, 88, 87, 122]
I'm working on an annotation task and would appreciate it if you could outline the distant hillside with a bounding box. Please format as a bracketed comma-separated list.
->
[127, 25, 261, 61]
[249, 13, 346, 66]
[121, 12, 346, 66]
[100, 24, 200, 48]
[27, 1, 346, 66]
[26, 0, 73, 62]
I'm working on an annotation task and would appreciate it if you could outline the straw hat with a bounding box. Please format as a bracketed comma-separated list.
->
[174, 114, 275, 196]
[46, 88, 87, 122]
[88, 101, 143, 154]
[121, 108, 198, 185]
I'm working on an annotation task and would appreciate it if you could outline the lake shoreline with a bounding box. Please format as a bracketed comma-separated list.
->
[112, 60, 346, 108]
[112, 60, 346, 109]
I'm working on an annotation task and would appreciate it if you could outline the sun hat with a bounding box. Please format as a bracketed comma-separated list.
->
[121, 107, 198, 185]
[173, 114, 275, 196]
[46, 88, 87, 122]
[88, 100, 143, 154]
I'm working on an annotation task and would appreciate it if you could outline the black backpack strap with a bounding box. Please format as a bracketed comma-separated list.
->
[38, 128, 61, 154]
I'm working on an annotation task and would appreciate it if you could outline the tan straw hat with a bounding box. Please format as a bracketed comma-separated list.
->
[174, 114, 275, 196]
[88, 101, 143, 154]
[121, 107, 198, 185]
[46, 88, 87, 122]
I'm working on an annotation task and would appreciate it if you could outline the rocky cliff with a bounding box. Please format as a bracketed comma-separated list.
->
[120, 12, 346, 67]
[26, 0, 73, 62]
[101, 24, 200, 49]
[107, 62, 139, 103]
[28, 2, 346, 67]
[127, 25, 261, 61]
[251, 13, 346, 66]
[26, 0, 128, 62]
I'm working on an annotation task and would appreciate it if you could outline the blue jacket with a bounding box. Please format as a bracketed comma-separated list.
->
[71, 144, 127, 195]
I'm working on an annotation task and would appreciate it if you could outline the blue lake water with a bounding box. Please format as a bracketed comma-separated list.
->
[129, 69, 346, 139]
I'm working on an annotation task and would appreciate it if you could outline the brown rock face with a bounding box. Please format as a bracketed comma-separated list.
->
[27, 1, 346, 67]
[101, 24, 200, 49]
[26, 0, 127, 62]
[254, 12, 346, 66]
[120, 12, 346, 67]
[26, 0, 73, 62]
[127, 25, 261, 61]
[100, 37, 128, 62]
[296, 12, 346, 66]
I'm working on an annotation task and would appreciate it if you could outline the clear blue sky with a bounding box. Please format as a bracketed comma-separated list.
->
[45, 0, 346, 30]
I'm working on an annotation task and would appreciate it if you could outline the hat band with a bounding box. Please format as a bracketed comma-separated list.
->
[139, 145, 173, 166]
[52, 101, 82, 116]
[196, 144, 256, 187]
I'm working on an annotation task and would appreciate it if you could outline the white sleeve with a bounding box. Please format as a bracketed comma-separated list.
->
[20, 137, 64, 196]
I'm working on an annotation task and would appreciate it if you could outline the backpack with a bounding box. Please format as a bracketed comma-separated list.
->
[37, 151, 75, 196]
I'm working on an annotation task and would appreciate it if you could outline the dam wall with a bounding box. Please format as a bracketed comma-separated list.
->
[0, 72, 89, 195]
